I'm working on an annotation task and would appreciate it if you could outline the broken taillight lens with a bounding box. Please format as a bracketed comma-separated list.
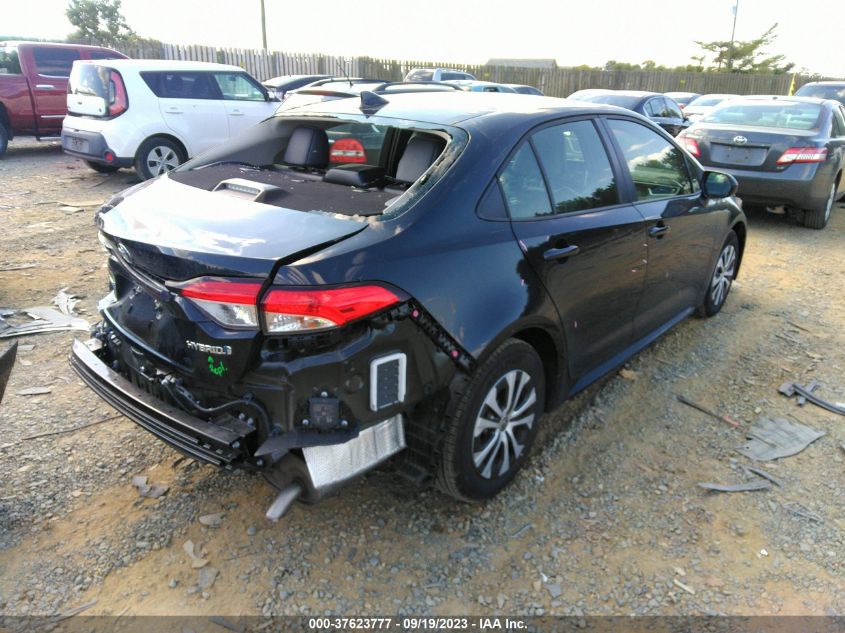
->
[262, 286, 400, 333]
[180, 279, 262, 328]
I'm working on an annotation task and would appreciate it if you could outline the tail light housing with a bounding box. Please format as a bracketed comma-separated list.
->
[329, 138, 367, 164]
[178, 279, 400, 333]
[776, 147, 828, 165]
[107, 69, 128, 117]
[680, 136, 700, 157]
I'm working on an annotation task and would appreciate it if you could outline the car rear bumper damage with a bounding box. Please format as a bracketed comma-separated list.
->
[70, 336, 409, 518]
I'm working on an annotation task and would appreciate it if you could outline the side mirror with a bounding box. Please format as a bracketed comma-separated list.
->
[702, 171, 738, 199]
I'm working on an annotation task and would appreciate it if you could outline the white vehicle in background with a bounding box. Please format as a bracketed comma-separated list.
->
[403, 67, 476, 82]
[683, 93, 740, 122]
[61, 59, 279, 180]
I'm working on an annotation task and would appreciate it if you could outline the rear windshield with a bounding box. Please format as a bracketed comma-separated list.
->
[794, 84, 845, 105]
[580, 94, 641, 109]
[68, 63, 110, 99]
[0, 47, 21, 75]
[405, 70, 434, 82]
[703, 101, 823, 130]
[689, 95, 733, 107]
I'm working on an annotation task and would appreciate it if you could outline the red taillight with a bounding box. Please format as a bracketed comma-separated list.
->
[776, 147, 828, 165]
[262, 285, 400, 333]
[681, 136, 700, 157]
[108, 69, 128, 117]
[180, 279, 262, 329]
[329, 138, 367, 164]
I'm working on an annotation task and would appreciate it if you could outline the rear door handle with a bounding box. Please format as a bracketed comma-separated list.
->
[543, 244, 580, 261]
[229, 109, 244, 116]
[35, 84, 55, 90]
[648, 225, 670, 238]
[164, 107, 183, 114]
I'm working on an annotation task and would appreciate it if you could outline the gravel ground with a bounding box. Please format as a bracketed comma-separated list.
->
[1, 138, 844, 618]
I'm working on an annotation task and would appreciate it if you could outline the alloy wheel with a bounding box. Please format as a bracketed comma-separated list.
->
[472, 369, 536, 479]
[710, 243, 737, 308]
[146, 145, 180, 176]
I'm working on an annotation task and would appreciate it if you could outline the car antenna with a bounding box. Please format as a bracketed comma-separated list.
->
[335, 58, 352, 88]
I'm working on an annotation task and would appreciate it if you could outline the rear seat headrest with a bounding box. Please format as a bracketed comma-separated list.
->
[395, 134, 446, 183]
[283, 127, 329, 168]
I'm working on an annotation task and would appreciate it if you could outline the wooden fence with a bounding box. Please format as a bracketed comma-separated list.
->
[116, 42, 825, 96]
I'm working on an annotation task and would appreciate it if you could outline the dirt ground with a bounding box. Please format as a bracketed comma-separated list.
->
[1, 138, 844, 620]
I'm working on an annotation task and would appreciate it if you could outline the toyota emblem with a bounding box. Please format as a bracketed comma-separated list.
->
[733, 135, 748, 145]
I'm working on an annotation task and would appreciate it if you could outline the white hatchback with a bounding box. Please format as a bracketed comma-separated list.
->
[62, 59, 279, 179]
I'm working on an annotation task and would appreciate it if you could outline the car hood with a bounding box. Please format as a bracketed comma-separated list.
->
[98, 175, 367, 280]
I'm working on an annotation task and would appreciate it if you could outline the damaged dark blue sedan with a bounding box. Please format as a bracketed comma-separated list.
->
[71, 91, 746, 518]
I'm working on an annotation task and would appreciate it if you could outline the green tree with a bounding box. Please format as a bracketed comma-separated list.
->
[694, 23, 794, 74]
[66, 0, 135, 48]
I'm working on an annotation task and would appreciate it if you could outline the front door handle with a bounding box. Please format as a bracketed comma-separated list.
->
[543, 244, 580, 261]
[648, 224, 670, 238]
[35, 84, 55, 90]
[164, 107, 183, 114]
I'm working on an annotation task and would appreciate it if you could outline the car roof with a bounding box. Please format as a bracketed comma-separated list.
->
[730, 95, 829, 105]
[0, 40, 120, 51]
[800, 81, 845, 87]
[279, 90, 638, 130]
[263, 74, 329, 86]
[78, 58, 246, 72]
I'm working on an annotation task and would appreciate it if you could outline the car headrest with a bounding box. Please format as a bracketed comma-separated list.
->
[395, 134, 446, 183]
[283, 127, 329, 168]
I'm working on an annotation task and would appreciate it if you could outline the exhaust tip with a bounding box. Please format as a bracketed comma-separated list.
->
[265, 483, 303, 522]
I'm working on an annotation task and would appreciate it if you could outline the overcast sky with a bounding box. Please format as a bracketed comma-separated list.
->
[5, 0, 844, 78]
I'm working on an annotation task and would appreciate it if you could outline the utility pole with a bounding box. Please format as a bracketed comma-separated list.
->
[260, 0, 268, 51]
[726, 0, 739, 71]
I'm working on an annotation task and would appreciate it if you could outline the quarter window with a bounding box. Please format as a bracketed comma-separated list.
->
[0, 47, 22, 75]
[497, 143, 552, 219]
[531, 120, 619, 214]
[607, 119, 694, 201]
[33, 47, 81, 77]
[213, 73, 266, 101]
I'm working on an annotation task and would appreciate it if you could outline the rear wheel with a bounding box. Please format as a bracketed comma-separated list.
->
[803, 178, 838, 229]
[0, 123, 8, 156]
[698, 231, 738, 317]
[134, 136, 186, 180]
[436, 339, 545, 502]
[84, 160, 120, 174]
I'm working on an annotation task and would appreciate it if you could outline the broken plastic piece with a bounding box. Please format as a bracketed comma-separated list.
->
[738, 417, 825, 461]
[780, 380, 845, 417]
[0, 306, 89, 339]
[265, 482, 302, 521]
[698, 480, 772, 493]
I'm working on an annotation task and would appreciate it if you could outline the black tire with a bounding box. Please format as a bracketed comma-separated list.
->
[698, 231, 739, 317]
[436, 339, 545, 502]
[0, 123, 8, 156]
[134, 136, 186, 181]
[84, 160, 120, 174]
[803, 176, 838, 230]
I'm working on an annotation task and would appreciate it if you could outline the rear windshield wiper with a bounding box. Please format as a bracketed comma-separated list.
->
[193, 160, 264, 171]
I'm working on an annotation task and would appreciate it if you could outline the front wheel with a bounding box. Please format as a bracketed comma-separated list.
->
[436, 339, 545, 502]
[803, 178, 838, 229]
[134, 136, 186, 180]
[698, 231, 739, 317]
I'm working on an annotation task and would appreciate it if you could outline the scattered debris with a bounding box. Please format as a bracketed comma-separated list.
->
[784, 501, 824, 523]
[779, 381, 845, 417]
[58, 199, 105, 208]
[132, 475, 169, 499]
[673, 578, 696, 595]
[54, 599, 97, 621]
[742, 465, 784, 487]
[673, 567, 686, 577]
[0, 306, 89, 338]
[787, 321, 811, 333]
[618, 368, 638, 381]
[676, 394, 741, 428]
[59, 205, 84, 214]
[52, 287, 80, 316]
[796, 379, 818, 406]
[0, 263, 37, 271]
[16, 386, 51, 396]
[209, 617, 245, 633]
[511, 523, 533, 538]
[738, 417, 825, 461]
[183, 540, 209, 568]
[199, 513, 224, 528]
[698, 480, 772, 493]
[0, 341, 17, 402]
[197, 566, 219, 590]
[760, 549, 769, 557]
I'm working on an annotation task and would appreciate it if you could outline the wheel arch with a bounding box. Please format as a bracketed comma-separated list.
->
[135, 132, 189, 162]
[730, 219, 747, 277]
[0, 102, 11, 138]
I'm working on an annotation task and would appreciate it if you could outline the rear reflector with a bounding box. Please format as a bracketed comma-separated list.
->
[776, 147, 828, 164]
[330, 138, 367, 164]
[262, 285, 400, 333]
[180, 279, 262, 328]
[681, 136, 700, 157]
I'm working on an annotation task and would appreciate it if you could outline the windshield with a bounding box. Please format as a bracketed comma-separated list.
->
[0, 46, 21, 75]
[702, 101, 823, 130]
[68, 63, 110, 98]
[580, 94, 641, 109]
[794, 84, 845, 105]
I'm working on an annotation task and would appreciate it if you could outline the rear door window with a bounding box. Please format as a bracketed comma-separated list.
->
[664, 98, 684, 119]
[832, 106, 845, 137]
[33, 47, 81, 77]
[213, 72, 266, 101]
[531, 119, 619, 214]
[497, 143, 553, 219]
[607, 119, 694, 201]
[141, 72, 221, 99]
[0, 47, 22, 75]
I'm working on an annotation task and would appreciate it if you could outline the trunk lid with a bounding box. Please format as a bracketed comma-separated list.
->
[691, 124, 822, 172]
